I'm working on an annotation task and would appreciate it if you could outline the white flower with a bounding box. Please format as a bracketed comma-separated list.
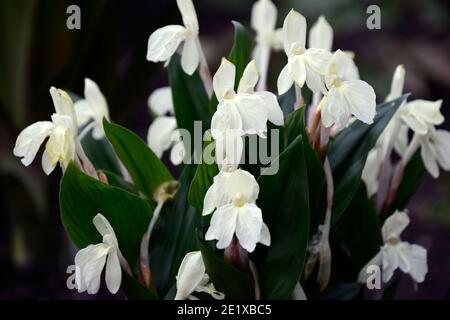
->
[75, 214, 124, 294]
[212, 58, 283, 135]
[359, 211, 428, 284]
[146, 87, 185, 165]
[14, 87, 78, 175]
[203, 169, 271, 253]
[398, 99, 444, 136]
[308, 15, 333, 52]
[251, 0, 283, 84]
[146, 0, 201, 75]
[277, 10, 332, 95]
[321, 50, 376, 129]
[175, 251, 224, 300]
[74, 78, 110, 140]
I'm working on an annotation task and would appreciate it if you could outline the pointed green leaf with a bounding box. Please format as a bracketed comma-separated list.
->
[256, 135, 310, 299]
[103, 120, 173, 199]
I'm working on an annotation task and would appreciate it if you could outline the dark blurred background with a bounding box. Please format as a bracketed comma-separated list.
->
[0, 0, 449, 299]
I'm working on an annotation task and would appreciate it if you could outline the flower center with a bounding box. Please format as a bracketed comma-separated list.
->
[290, 43, 305, 56]
[223, 89, 236, 100]
[234, 194, 246, 208]
[387, 238, 399, 246]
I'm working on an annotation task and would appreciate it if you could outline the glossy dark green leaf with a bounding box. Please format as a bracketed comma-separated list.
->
[284, 108, 326, 235]
[103, 120, 173, 199]
[256, 135, 310, 299]
[188, 140, 219, 213]
[168, 53, 211, 139]
[328, 94, 408, 225]
[198, 234, 255, 300]
[148, 165, 201, 296]
[393, 154, 425, 212]
[59, 163, 158, 299]
[228, 21, 253, 89]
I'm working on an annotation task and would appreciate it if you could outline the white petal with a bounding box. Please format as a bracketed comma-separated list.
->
[175, 251, 205, 300]
[147, 25, 186, 63]
[148, 87, 174, 116]
[93, 214, 119, 247]
[277, 63, 294, 95]
[213, 58, 236, 101]
[181, 38, 200, 75]
[397, 242, 428, 283]
[394, 124, 409, 156]
[74, 243, 109, 294]
[74, 100, 93, 128]
[362, 148, 383, 197]
[326, 49, 350, 82]
[259, 222, 271, 246]
[170, 139, 185, 165]
[282, 9, 306, 55]
[304, 62, 326, 94]
[321, 89, 349, 129]
[343, 54, 360, 81]
[308, 15, 333, 51]
[41, 151, 57, 175]
[147, 116, 178, 158]
[234, 94, 268, 135]
[304, 48, 331, 75]
[406, 99, 444, 128]
[421, 139, 440, 178]
[382, 245, 399, 283]
[434, 130, 450, 170]
[235, 204, 263, 253]
[289, 56, 307, 88]
[226, 169, 260, 203]
[385, 65, 405, 101]
[382, 210, 410, 242]
[177, 0, 199, 33]
[339, 80, 377, 125]
[238, 60, 259, 94]
[255, 91, 284, 126]
[105, 250, 122, 294]
[251, 0, 277, 35]
[13, 121, 54, 166]
[84, 78, 109, 123]
[205, 204, 238, 249]
[211, 100, 243, 138]
[50, 87, 77, 122]
[202, 183, 217, 216]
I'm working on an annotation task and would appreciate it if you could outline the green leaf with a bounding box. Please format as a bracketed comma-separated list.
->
[328, 94, 408, 225]
[148, 165, 201, 296]
[228, 21, 253, 89]
[256, 135, 310, 299]
[103, 120, 173, 199]
[59, 163, 158, 299]
[198, 233, 255, 300]
[101, 170, 137, 194]
[188, 140, 219, 212]
[168, 53, 211, 138]
[284, 108, 326, 235]
[393, 154, 425, 212]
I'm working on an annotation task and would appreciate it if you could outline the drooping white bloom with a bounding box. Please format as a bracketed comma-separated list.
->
[74, 78, 110, 140]
[203, 169, 271, 253]
[146, 87, 185, 165]
[75, 214, 124, 294]
[14, 87, 78, 175]
[321, 50, 376, 129]
[174, 251, 224, 300]
[277, 10, 332, 95]
[358, 211, 428, 284]
[308, 15, 333, 52]
[251, 0, 283, 89]
[147, 0, 201, 75]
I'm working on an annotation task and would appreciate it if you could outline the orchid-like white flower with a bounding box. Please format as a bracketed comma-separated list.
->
[203, 168, 271, 253]
[308, 15, 333, 52]
[146, 87, 185, 165]
[147, 0, 202, 75]
[14, 87, 78, 175]
[321, 50, 376, 130]
[211, 58, 283, 168]
[175, 251, 224, 300]
[74, 78, 110, 140]
[251, 0, 283, 89]
[358, 211, 428, 284]
[277, 10, 332, 95]
[75, 214, 125, 294]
